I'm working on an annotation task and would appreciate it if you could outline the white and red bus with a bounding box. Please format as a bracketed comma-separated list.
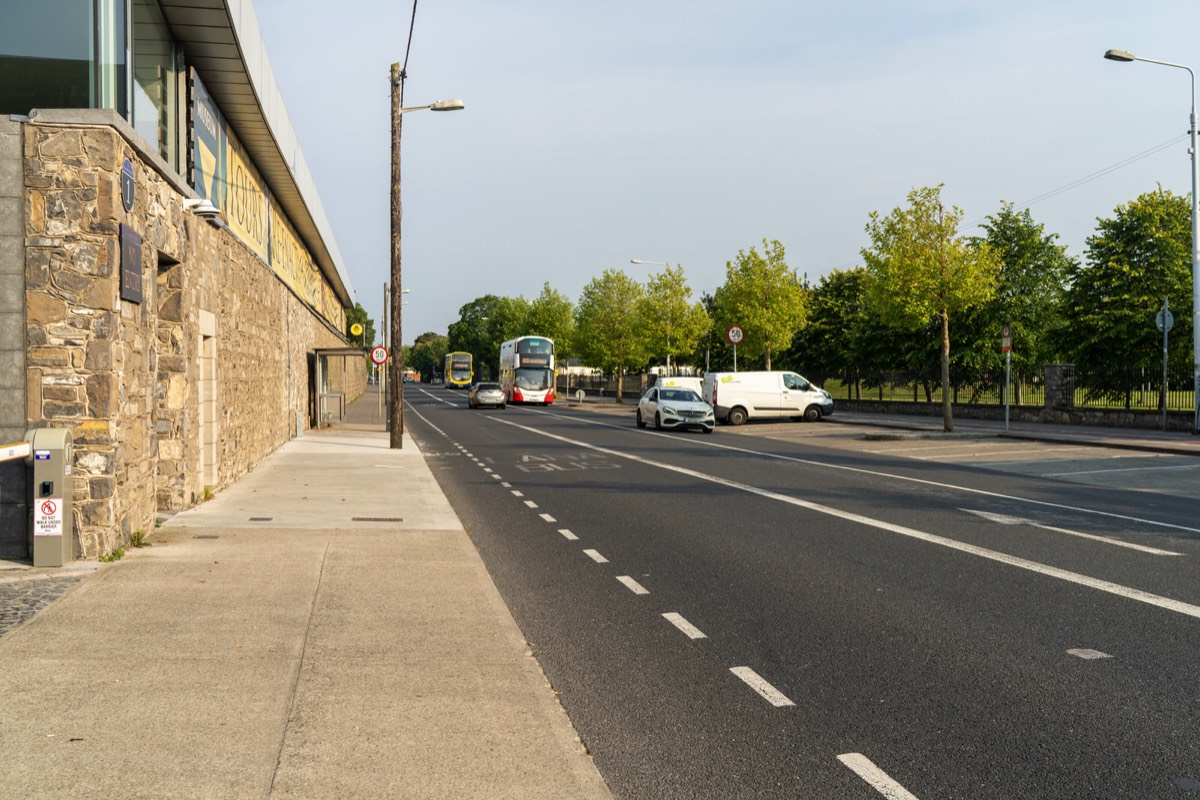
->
[498, 336, 555, 405]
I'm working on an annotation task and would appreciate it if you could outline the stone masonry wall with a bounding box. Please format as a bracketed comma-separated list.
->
[24, 118, 358, 558]
[0, 116, 27, 557]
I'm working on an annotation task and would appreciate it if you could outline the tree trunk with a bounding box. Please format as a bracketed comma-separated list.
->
[765, 347, 772, 371]
[615, 367, 624, 403]
[940, 309, 953, 432]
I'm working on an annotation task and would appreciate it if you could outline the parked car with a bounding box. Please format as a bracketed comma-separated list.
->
[468, 382, 506, 409]
[701, 371, 832, 425]
[636, 386, 715, 433]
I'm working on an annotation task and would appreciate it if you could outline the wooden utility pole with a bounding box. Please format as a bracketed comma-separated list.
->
[389, 63, 405, 448]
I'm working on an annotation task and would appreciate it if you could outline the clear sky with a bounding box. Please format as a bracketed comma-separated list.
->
[253, 0, 1200, 345]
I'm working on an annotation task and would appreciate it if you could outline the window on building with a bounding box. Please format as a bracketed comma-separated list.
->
[132, 0, 178, 169]
[0, 0, 96, 115]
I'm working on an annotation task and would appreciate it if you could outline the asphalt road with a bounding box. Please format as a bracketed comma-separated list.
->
[405, 386, 1200, 799]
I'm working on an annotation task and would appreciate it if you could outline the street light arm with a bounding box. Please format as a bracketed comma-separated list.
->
[1106, 48, 1200, 432]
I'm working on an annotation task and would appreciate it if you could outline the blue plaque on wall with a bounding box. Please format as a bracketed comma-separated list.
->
[121, 159, 135, 212]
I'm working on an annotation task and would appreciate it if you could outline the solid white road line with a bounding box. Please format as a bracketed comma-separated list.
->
[489, 416, 1200, 621]
[663, 612, 706, 639]
[617, 575, 649, 594]
[729, 666, 794, 707]
[583, 549, 609, 564]
[559, 529, 579, 541]
[962, 509, 1183, 556]
[527, 410, 1200, 535]
[837, 753, 921, 800]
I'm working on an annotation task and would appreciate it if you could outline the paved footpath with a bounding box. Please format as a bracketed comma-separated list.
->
[0, 392, 611, 800]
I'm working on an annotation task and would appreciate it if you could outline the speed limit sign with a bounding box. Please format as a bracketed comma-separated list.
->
[370, 345, 388, 365]
[727, 325, 744, 345]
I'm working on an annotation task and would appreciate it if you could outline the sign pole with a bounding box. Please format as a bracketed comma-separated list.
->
[1163, 296, 1170, 431]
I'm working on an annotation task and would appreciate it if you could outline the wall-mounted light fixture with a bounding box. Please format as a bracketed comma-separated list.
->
[183, 198, 226, 229]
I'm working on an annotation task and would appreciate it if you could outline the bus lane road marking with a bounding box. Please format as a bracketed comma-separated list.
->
[489, 414, 1200, 622]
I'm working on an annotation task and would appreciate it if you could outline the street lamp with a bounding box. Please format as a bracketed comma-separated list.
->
[1105, 48, 1200, 433]
[631, 258, 674, 376]
[389, 61, 463, 448]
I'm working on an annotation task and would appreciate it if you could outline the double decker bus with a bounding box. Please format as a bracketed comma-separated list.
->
[498, 336, 555, 405]
[443, 352, 473, 389]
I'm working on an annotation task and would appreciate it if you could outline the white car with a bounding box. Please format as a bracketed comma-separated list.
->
[636, 386, 715, 433]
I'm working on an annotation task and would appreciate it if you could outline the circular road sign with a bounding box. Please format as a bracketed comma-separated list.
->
[727, 325, 744, 345]
[370, 346, 388, 365]
[351, 323, 364, 337]
[1156, 309, 1174, 333]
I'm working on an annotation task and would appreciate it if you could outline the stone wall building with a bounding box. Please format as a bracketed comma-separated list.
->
[0, 2, 365, 560]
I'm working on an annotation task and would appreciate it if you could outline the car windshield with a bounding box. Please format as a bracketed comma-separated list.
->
[476, 383, 500, 391]
[661, 389, 701, 402]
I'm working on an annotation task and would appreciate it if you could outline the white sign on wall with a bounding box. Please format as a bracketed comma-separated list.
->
[34, 498, 64, 537]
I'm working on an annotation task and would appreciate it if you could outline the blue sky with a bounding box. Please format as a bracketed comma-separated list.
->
[253, 0, 1200, 343]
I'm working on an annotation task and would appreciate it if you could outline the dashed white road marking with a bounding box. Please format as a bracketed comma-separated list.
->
[1067, 648, 1113, 660]
[488, 415, 1200, 621]
[559, 529, 579, 541]
[511, 490, 523, 497]
[539, 513, 557, 523]
[491, 474, 502, 479]
[501, 482, 512, 488]
[524, 500, 539, 509]
[730, 666, 794, 707]
[663, 612, 706, 639]
[617, 575, 649, 594]
[837, 753, 921, 799]
[583, 549, 608, 564]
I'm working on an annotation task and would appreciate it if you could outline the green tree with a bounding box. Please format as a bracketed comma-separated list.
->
[638, 264, 710, 374]
[448, 295, 531, 379]
[713, 239, 807, 369]
[785, 268, 879, 397]
[526, 283, 576, 362]
[574, 269, 647, 402]
[344, 303, 376, 347]
[861, 185, 1001, 431]
[1059, 187, 1193, 378]
[407, 332, 448, 383]
[962, 203, 1075, 398]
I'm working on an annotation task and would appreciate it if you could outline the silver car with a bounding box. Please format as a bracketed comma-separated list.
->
[636, 386, 714, 433]
[468, 382, 506, 409]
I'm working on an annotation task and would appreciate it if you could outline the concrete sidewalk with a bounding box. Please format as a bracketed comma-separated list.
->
[0, 388, 611, 799]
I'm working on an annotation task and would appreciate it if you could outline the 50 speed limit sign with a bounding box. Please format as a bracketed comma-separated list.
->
[370, 346, 388, 365]
[727, 325, 744, 345]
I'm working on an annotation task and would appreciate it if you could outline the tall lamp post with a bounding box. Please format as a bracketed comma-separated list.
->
[1105, 48, 1200, 433]
[389, 61, 463, 448]
[631, 258, 674, 376]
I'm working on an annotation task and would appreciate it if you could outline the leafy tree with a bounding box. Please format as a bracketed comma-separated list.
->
[713, 239, 807, 369]
[637, 264, 710, 374]
[861, 185, 1001, 431]
[526, 283, 576, 362]
[953, 203, 1076, 401]
[448, 295, 531, 379]
[574, 269, 647, 402]
[344, 303, 376, 347]
[784, 268, 877, 396]
[407, 332, 448, 383]
[1059, 187, 1192, 381]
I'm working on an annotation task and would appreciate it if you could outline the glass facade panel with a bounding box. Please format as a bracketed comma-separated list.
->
[0, 0, 94, 115]
[132, 0, 177, 167]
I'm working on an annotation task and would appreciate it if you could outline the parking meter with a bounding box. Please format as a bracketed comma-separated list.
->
[25, 428, 73, 567]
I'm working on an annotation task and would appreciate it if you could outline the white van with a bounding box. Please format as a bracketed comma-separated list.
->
[702, 371, 833, 425]
[655, 376, 704, 396]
